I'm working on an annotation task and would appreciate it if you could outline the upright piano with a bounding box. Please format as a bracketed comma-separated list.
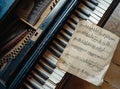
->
[0, 0, 119, 89]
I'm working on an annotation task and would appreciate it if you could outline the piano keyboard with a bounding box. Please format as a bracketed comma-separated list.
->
[19, 0, 113, 89]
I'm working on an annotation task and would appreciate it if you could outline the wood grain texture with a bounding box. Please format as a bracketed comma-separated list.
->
[104, 3, 120, 67]
[104, 63, 120, 89]
[112, 41, 120, 66]
[62, 75, 117, 89]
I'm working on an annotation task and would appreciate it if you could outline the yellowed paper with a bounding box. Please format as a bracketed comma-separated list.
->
[57, 20, 120, 86]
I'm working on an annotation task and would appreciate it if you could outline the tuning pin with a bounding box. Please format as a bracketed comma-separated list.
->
[55, 0, 58, 3]
[0, 60, 3, 66]
[53, 2, 56, 7]
[3, 58, 8, 63]
[19, 45, 24, 49]
[11, 54, 16, 59]
[50, 6, 53, 10]
[25, 36, 29, 41]
[6, 58, 10, 63]
[15, 48, 20, 53]
[30, 31, 34, 35]
[50, 0, 59, 10]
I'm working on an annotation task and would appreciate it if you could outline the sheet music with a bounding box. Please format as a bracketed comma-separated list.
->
[57, 20, 119, 86]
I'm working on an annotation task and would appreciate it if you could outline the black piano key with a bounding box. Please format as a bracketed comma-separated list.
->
[77, 6, 91, 17]
[42, 57, 56, 69]
[59, 32, 70, 42]
[30, 73, 45, 85]
[62, 28, 72, 36]
[88, 0, 98, 6]
[48, 47, 61, 58]
[34, 68, 49, 80]
[82, 0, 96, 11]
[73, 11, 87, 20]
[25, 79, 38, 89]
[69, 17, 78, 24]
[38, 61, 53, 74]
[66, 21, 75, 30]
[54, 38, 66, 48]
[51, 42, 63, 53]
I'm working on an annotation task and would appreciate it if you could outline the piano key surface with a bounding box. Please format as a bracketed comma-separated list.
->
[19, 0, 113, 88]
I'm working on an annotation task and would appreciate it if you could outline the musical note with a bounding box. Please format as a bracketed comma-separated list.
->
[57, 20, 119, 86]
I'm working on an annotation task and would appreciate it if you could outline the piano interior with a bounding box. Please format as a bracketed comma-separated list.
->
[0, 0, 119, 89]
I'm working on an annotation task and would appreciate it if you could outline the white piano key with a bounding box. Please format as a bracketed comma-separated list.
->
[41, 57, 64, 77]
[79, 3, 103, 18]
[51, 42, 64, 53]
[63, 24, 74, 34]
[98, 2, 108, 10]
[67, 19, 77, 28]
[89, 16, 99, 24]
[33, 70, 56, 89]
[44, 82, 55, 89]
[60, 30, 71, 39]
[103, 0, 113, 4]
[75, 10, 89, 20]
[56, 34, 68, 44]
[42, 58, 54, 70]
[44, 56, 57, 67]
[45, 57, 57, 66]
[95, 6, 105, 14]
[54, 68, 65, 77]
[43, 85, 50, 89]
[48, 75, 61, 84]
[47, 72, 62, 83]
[40, 58, 55, 69]
[98, 0, 110, 8]
[44, 50, 58, 64]
[49, 47, 61, 58]
[54, 37, 67, 48]
[45, 80, 56, 89]
[35, 65, 60, 84]
[80, 3, 103, 18]
[70, 14, 79, 23]
[32, 72, 46, 85]
[90, 13, 101, 21]
[93, 10, 103, 17]
[79, 7, 101, 21]
[49, 72, 62, 83]
[41, 56, 65, 77]
[83, 0, 96, 10]
[35, 65, 50, 77]
[45, 81, 56, 89]
[52, 40, 64, 50]
[23, 83, 32, 89]
[51, 42, 64, 52]
[27, 78, 44, 89]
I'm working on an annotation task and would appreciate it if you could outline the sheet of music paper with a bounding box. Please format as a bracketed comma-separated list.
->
[57, 20, 119, 86]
